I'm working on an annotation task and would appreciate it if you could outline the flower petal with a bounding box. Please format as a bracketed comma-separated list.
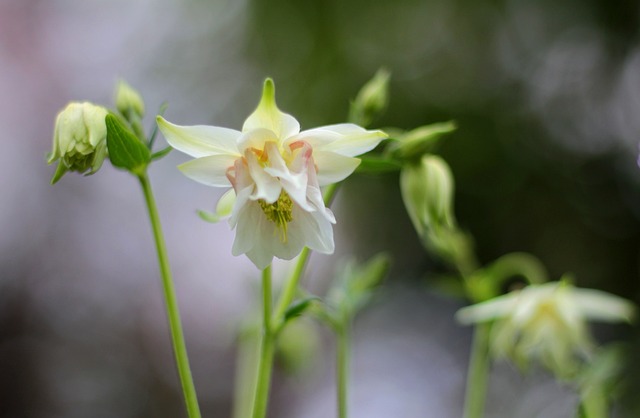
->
[245, 149, 281, 203]
[242, 79, 300, 141]
[290, 123, 387, 157]
[157, 116, 241, 158]
[455, 294, 517, 325]
[573, 288, 635, 323]
[313, 150, 361, 186]
[178, 154, 238, 187]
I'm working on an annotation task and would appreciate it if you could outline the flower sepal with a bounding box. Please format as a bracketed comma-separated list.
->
[105, 113, 151, 175]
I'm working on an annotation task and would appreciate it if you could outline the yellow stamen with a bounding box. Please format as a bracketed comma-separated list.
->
[259, 190, 293, 242]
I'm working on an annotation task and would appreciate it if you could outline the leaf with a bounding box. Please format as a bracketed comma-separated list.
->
[283, 297, 320, 323]
[105, 114, 150, 174]
[150, 146, 173, 161]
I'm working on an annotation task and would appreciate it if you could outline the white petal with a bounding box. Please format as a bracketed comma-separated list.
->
[178, 155, 238, 187]
[237, 129, 278, 154]
[231, 202, 262, 256]
[242, 79, 300, 141]
[295, 207, 335, 254]
[157, 116, 241, 158]
[313, 150, 361, 186]
[573, 288, 635, 323]
[245, 150, 281, 203]
[290, 123, 387, 157]
[455, 295, 517, 325]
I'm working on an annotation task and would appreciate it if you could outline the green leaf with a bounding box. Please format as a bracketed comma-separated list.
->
[151, 146, 173, 161]
[387, 121, 457, 161]
[356, 155, 402, 174]
[283, 297, 320, 323]
[105, 114, 150, 174]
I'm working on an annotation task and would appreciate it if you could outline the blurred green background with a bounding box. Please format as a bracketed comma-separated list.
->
[1, 0, 639, 417]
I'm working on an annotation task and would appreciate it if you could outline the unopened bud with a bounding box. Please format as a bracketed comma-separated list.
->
[349, 68, 390, 127]
[115, 79, 145, 118]
[48, 102, 108, 184]
[400, 154, 455, 238]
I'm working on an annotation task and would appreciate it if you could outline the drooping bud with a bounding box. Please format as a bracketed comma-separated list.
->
[400, 154, 456, 239]
[47, 102, 109, 184]
[349, 68, 390, 127]
[115, 79, 145, 119]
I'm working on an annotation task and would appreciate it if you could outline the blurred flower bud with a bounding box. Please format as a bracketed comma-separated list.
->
[47, 102, 109, 184]
[456, 279, 635, 378]
[400, 154, 456, 239]
[115, 79, 145, 118]
[387, 121, 456, 161]
[349, 68, 390, 127]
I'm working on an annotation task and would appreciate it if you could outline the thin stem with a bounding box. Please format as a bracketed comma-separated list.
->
[138, 173, 201, 418]
[463, 323, 491, 418]
[252, 266, 275, 418]
[336, 323, 350, 418]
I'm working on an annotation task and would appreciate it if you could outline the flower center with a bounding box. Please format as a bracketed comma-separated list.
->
[258, 190, 293, 242]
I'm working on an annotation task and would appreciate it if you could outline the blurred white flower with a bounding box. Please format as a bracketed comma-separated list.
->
[456, 280, 635, 377]
[48, 102, 109, 184]
[157, 79, 387, 269]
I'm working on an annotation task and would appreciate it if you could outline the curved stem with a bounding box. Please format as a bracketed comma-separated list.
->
[138, 173, 201, 418]
[252, 265, 275, 418]
[463, 323, 491, 418]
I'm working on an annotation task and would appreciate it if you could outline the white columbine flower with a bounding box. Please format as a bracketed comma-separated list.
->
[157, 79, 387, 269]
[456, 280, 635, 377]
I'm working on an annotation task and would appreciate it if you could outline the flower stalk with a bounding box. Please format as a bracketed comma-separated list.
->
[138, 172, 201, 418]
[252, 265, 275, 418]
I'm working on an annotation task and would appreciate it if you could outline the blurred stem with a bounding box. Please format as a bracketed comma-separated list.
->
[463, 323, 491, 418]
[252, 265, 275, 418]
[336, 322, 350, 418]
[138, 173, 201, 418]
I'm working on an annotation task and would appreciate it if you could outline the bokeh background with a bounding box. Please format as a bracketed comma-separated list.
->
[2, 0, 640, 417]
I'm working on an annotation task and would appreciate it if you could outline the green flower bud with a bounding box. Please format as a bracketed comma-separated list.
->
[349, 68, 390, 127]
[47, 102, 109, 184]
[115, 79, 145, 118]
[400, 154, 456, 239]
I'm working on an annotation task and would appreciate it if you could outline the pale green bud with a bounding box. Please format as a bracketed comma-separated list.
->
[400, 154, 456, 239]
[48, 102, 109, 184]
[115, 79, 145, 118]
[349, 68, 390, 127]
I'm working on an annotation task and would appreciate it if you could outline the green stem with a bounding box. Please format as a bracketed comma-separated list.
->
[463, 323, 491, 418]
[252, 265, 275, 418]
[336, 323, 350, 418]
[138, 173, 201, 418]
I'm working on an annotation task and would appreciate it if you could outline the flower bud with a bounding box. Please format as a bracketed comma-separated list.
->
[400, 154, 455, 239]
[115, 79, 145, 118]
[48, 102, 109, 184]
[349, 68, 390, 127]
